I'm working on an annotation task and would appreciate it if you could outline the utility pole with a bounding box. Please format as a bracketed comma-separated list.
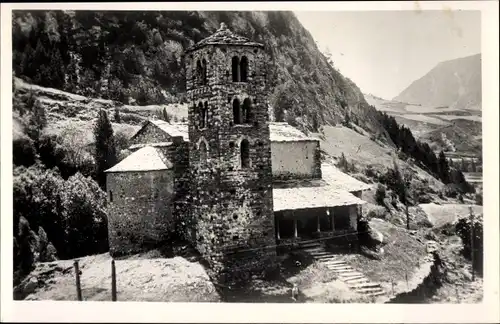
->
[469, 206, 475, 282]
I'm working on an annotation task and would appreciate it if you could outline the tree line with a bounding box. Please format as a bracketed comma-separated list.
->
[376, 110, 474, 194]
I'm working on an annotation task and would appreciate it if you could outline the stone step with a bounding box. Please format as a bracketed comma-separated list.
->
[321, 259, 345, 265]
[348, 282, 382, 289]
[329, 268, 357, 273]
[365, 290, 386, 297]
[299, 243, 322, 248]
[314, 254, 338, 260]
[344, 276, 368, 284]
[338, 271, 364, 278]
[327, 265, 353, 271]
[309, 251, 330, 256]
[355, 287, 384, 294]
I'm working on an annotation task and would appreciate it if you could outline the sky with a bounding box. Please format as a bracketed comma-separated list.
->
[294, 10, 481, 100]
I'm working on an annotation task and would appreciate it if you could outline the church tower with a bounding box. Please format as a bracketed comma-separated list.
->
[184, 23, 277, 282]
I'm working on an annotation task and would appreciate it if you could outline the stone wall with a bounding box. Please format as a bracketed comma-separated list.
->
[185, 42, 278, 281]
[106, 170, 175, 256]
[271, 140, 322, 180]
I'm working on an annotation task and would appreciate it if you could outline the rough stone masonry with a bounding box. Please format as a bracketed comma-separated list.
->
[184, 23, 278, 282]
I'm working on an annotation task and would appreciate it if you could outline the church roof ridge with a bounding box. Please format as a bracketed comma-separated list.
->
[185, 22, 264, 53]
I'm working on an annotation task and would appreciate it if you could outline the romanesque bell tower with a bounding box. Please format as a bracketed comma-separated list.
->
[184, 23, 277, 282]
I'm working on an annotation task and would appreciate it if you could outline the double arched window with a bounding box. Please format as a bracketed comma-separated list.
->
[196, 58, 208, 85]
[196, 101, 209, 129]
[232, 98, 253, 125]
[231, 56, 249, 82]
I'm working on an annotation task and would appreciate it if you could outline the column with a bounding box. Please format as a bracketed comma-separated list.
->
[330, 208, 335, 233]
[276, 217, 281, 240]
[293, 218, 298, 239]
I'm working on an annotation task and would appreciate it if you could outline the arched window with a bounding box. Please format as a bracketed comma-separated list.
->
[199, 141, 208, 165]
[233, 98, 241, 124]
[202, 58, 208, 85]
[240, 56, 248, 82]
[242, 98, 252, 123]
[196, 60, 203, 85]
[203, 101, 209, 128]
[197, 102, 204, 128]
[232, 56, 240, 82]
[240, 139, 250, 168]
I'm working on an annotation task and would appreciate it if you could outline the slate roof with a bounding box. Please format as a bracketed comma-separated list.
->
[320, 163, 373, 192]
[185, 23, 264, 53]
[105, 146, 173, 173]
[132, 120, 318, 144]
[273, 186, 366, 212]
[149, 120, 189, 141]
[269, 122, 317, 142]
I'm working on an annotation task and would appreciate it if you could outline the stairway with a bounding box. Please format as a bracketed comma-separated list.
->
[299, 242, 385, 298]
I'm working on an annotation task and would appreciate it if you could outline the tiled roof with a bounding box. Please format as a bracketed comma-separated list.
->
[273, 185, 366, 212]
[320, 163, 373, 192]
[185, 23, 264, 53]
[149, 120, 189, 142]
[129, 142, 174, 150]
[105, 146, 172, 173]
[269, 122, 317, 142]
[140, 120, 317, 144]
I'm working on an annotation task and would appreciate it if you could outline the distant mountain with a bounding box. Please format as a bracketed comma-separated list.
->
[393, 54, 481, 111]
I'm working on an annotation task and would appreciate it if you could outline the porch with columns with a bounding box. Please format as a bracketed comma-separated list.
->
[274, 204, 359, 244]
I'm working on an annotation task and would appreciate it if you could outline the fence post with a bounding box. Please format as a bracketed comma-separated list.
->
[74, 260, 82, 301]
[111, 259, 117, 301]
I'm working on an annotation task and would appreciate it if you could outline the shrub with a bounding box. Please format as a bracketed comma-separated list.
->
[13, 165, 109, 260]
[375, 184, 386, 206]
[455, 213, 483, 275]
[475, 193, 483, 206]
[13, 136, 37, 167]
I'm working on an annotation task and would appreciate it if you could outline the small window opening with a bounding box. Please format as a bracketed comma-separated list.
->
[240, 56, 248, 82]
[199, 141, 208, 165]
[240, 139, 250, 168]
[232, 56, 240, 82]
[232, 235, 239, 241]
[197, 102, 204, 128]
[233, 214, 238, 220]
[202, 58, 208, 85]
[109, 190, 113, 202]
[242, 98, 252, 123]
[233, 98, 241, 124]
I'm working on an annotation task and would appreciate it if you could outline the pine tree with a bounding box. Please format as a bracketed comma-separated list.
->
[93, 109, 117, 188]
[17, 216, 36, 275]
[114, 107, 121, 123]
[26, 100, 47, 150]
[438, 151, 450, 184]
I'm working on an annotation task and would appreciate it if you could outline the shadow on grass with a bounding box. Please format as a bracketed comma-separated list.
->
[216, 251, 315, 303]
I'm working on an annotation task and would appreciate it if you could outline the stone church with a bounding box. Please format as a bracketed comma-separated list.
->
[105, 23, 371, 281]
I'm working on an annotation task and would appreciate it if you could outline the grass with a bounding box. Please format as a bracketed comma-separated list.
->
[23, 251, 220, 302]
[340, 219, 427, 285]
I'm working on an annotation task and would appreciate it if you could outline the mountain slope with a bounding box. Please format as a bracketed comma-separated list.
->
[393, 54, 481, 111]
[12, 10, 385, 135]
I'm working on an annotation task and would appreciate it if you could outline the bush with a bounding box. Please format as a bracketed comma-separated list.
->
[13, 165, 108, 260]
[375, 184, 386, 206]
[13, 136, 37, 167]
[475, 193, 483, 206]
[455, 213, 483, 275]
